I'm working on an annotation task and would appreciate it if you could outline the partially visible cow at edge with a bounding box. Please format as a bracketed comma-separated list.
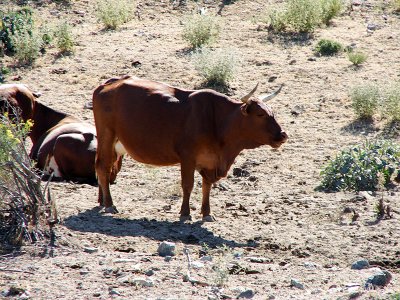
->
[0, 83, 121, 184]
[93, 76, 288, 221]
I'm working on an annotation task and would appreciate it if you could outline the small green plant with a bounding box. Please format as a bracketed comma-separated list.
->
[192, 47, 237, 87]
[0, 66, 10, 83]
[382, 82, 400, 121]
[182, 14, 220, 49]
[319, 140, 400, 192]
[350, 84, 380, 119]
[285, 0, 322, 33]
[55, 22, 74, 54]
[11, 29, 43, 65]
[315, 38, 342, 56]
[96, 0, 135, 30]
[0, 7, 34, 53]
[320, 0, 343, 25]
[348, 51, 367, 66]
[211, 245, 232, 287]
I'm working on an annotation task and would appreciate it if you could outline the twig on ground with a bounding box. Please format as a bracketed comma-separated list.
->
[0, 268, 34, 275]
[182, 247, 209, 286]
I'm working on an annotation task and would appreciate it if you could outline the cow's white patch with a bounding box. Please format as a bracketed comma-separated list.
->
[115, 141, 127, 156]
[44, 156, 62, 178]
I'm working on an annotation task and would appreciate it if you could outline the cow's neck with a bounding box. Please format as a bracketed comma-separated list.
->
[30, 101, 69, 144]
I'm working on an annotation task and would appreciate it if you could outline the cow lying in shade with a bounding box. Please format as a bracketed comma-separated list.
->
[0, 83, 121, 184]
[93, 76, 288, 221]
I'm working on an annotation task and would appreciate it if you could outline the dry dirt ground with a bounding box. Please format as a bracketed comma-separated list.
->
[1, 0, 400, 299]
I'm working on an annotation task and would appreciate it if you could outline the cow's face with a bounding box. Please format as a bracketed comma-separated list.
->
[241, 99, 288, 148]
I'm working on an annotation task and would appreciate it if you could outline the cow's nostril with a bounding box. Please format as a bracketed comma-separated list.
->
[281, 131, 288, 141]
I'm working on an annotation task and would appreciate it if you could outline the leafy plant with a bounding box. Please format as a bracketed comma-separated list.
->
[315, 38, 342, 56]
[350, 84, 380, 119]
[381, 82, 400, 121]
[319, 140, 400, 192]
[96, 0, 135, 30]
[0, 112, 56, 246]
[182, 14, 220, 49]
[11, 29, 43, 65]
[348, 51, 367, 66]
[320, 0, 343, 25]
[192, 47, 237, 87]
[0, 7, 34, 53]
[55, 22, 74, 54]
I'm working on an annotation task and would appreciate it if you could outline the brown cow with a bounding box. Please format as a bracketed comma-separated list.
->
[93, 76, 288, 221]
[0, 83, 121, 184]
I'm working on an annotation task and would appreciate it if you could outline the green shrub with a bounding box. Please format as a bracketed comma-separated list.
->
[182, 14, 220, 49]
[96, 0, 135, 30]
[315, 39, 342, 56]
[0, 7, 34, 53]
[319, 140, 400, 192]
[11, 29, 43, 65]
[55, 22, 74, 54]
[267, 8, 288, 32]
[193, 48, 237, 87]
[320, 0, 343, 25]
[382, 82, 400, 121]
[348, 51, 367, 66]
[350, 84, 379, 119]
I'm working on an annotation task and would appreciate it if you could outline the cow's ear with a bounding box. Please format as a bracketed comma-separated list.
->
[240, 103, 249, 116]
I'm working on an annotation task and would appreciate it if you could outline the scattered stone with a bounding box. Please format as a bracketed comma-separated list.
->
[290, 278, 305, 290]
[113, 259, 137, 263]
[247, 257, 272, 264]
[365, 270, 392, 288]
[304, 262, 318, 269]
[268, 76, 278, 82]
[289, 59, 296, 65]
[291, 105, 305, 116]
[191, 261, 205, 269]
[51, 68, 68, 75]
[311, 289, 322, 294]
[164, 255, 173, 262]
[200, 255, 213, 262]
[145, 269, 155, 276]
[237, 289, 255, 299]
[131, 277, 154, 287]
[351, 259, 370, 270]
[93, 292, 101, 297]
[307, 57, 317, 62]
[233, 167, 250, 177]
[83, 247, 98, 254]
[349, 291, 362, 299]
[109, 288, 121, 296]
[80, 269, 90, 275]
[158, 241, 176, 257]
[367, 23, 378, 31]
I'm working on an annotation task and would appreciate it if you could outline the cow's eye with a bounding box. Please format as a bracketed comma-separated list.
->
[257, 113, 265, 117]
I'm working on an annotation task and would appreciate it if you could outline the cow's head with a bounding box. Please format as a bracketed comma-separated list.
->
[239, 83, 288, 149]
[0, 84, 39, 121]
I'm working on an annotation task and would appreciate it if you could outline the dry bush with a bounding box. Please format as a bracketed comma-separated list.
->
[350, 83, 379, 119]
[0, 112, 57, 248]
[182, 14, 220, 49]
[96, 0, 135, 30]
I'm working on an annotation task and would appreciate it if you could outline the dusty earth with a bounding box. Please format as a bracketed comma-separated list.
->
[1, 0, 400, 299]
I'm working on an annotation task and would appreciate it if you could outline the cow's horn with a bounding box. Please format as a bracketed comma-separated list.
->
[259, 84, 284, 102]
[240, 83, 259, 103]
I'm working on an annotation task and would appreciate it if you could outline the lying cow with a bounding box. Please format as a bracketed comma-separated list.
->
[93, 76, 288, 221]
[0, 83, 121, 184]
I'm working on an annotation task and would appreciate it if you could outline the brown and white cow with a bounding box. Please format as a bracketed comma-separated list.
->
[93, 76, 288, 221]
[0, 83, 121, 184]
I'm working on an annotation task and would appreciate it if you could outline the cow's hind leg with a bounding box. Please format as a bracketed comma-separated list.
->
[95, 131, 118, 213]
[179, 162, 195, 221]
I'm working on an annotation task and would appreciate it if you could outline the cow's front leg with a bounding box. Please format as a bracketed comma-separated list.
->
[180, 163, 195, 221]
[201, 178, 215, 222]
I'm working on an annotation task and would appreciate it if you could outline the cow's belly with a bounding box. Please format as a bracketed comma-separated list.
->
[115, 138, 180, 166]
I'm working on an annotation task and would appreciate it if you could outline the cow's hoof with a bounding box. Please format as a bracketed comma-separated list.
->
[104, 205, 119, 214]
[179, 215, 192, 222]
[202, 215, 216, 222]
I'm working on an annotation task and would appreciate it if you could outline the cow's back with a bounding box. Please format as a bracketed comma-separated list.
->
[93, 77, 194, 165]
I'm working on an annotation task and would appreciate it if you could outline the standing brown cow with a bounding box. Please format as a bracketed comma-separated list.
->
[93, 76, 288, 221]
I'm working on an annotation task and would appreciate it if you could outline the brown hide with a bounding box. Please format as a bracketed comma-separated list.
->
[93, 76, 288, 220]
[0, 84, 37, 121]
[0, 84, 121, 184]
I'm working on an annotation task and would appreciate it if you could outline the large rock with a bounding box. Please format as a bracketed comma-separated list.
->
[365, 270, 392, 288]
[157, 241, 176, 257]
[351, 259, 370, 270]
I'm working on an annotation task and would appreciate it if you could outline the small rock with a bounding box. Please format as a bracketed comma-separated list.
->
[311, 289, 322, 294]
[307, 57, 317, 62]
[164, 255, 173, 262]
[268, 76, 278, 82]
[131, 277, 154, 287]
[158, 241, 176, 257]
[93, 292, 101, 297]
[145, 269, 155, 276]
[191, 261, 205, 269]
[304, 262, 318, 269]
[349, 291, 362, 299]
[200, 255, 213, 262]
[291, 105, 305, 116]
[237, 289, 255, 299]
[289, 59, 296, 65]
[233, 168, 250, 177]
[83, 247, 98, 254]
[367, 23, 378, 31]
[365, 270, 392, 288]
[80, 269, 90, 275]
[290, 278, 305, 290]
[351, 259, 370, 270]
[109, 289, 121, 296]
[113, 259, 136, 263]
[247, 257, 272, 264]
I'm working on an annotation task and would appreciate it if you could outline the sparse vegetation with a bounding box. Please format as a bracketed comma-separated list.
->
[192, 47, 237, 87]
[319, 140, 400, 192]
[381, 82, 400, 121]
[182, 14, 220, 49]
[315, 38, 342, 56]
[393, 0, 400, 12]
[96, 0, 135, 30]
[267, 0, 343, 33]
[350, 83, 380, 119]
[0, 112, 56, 246]
[347, 51, 367, 66]
[11, 29, 43, 65]
[55, 22, 74, 54]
